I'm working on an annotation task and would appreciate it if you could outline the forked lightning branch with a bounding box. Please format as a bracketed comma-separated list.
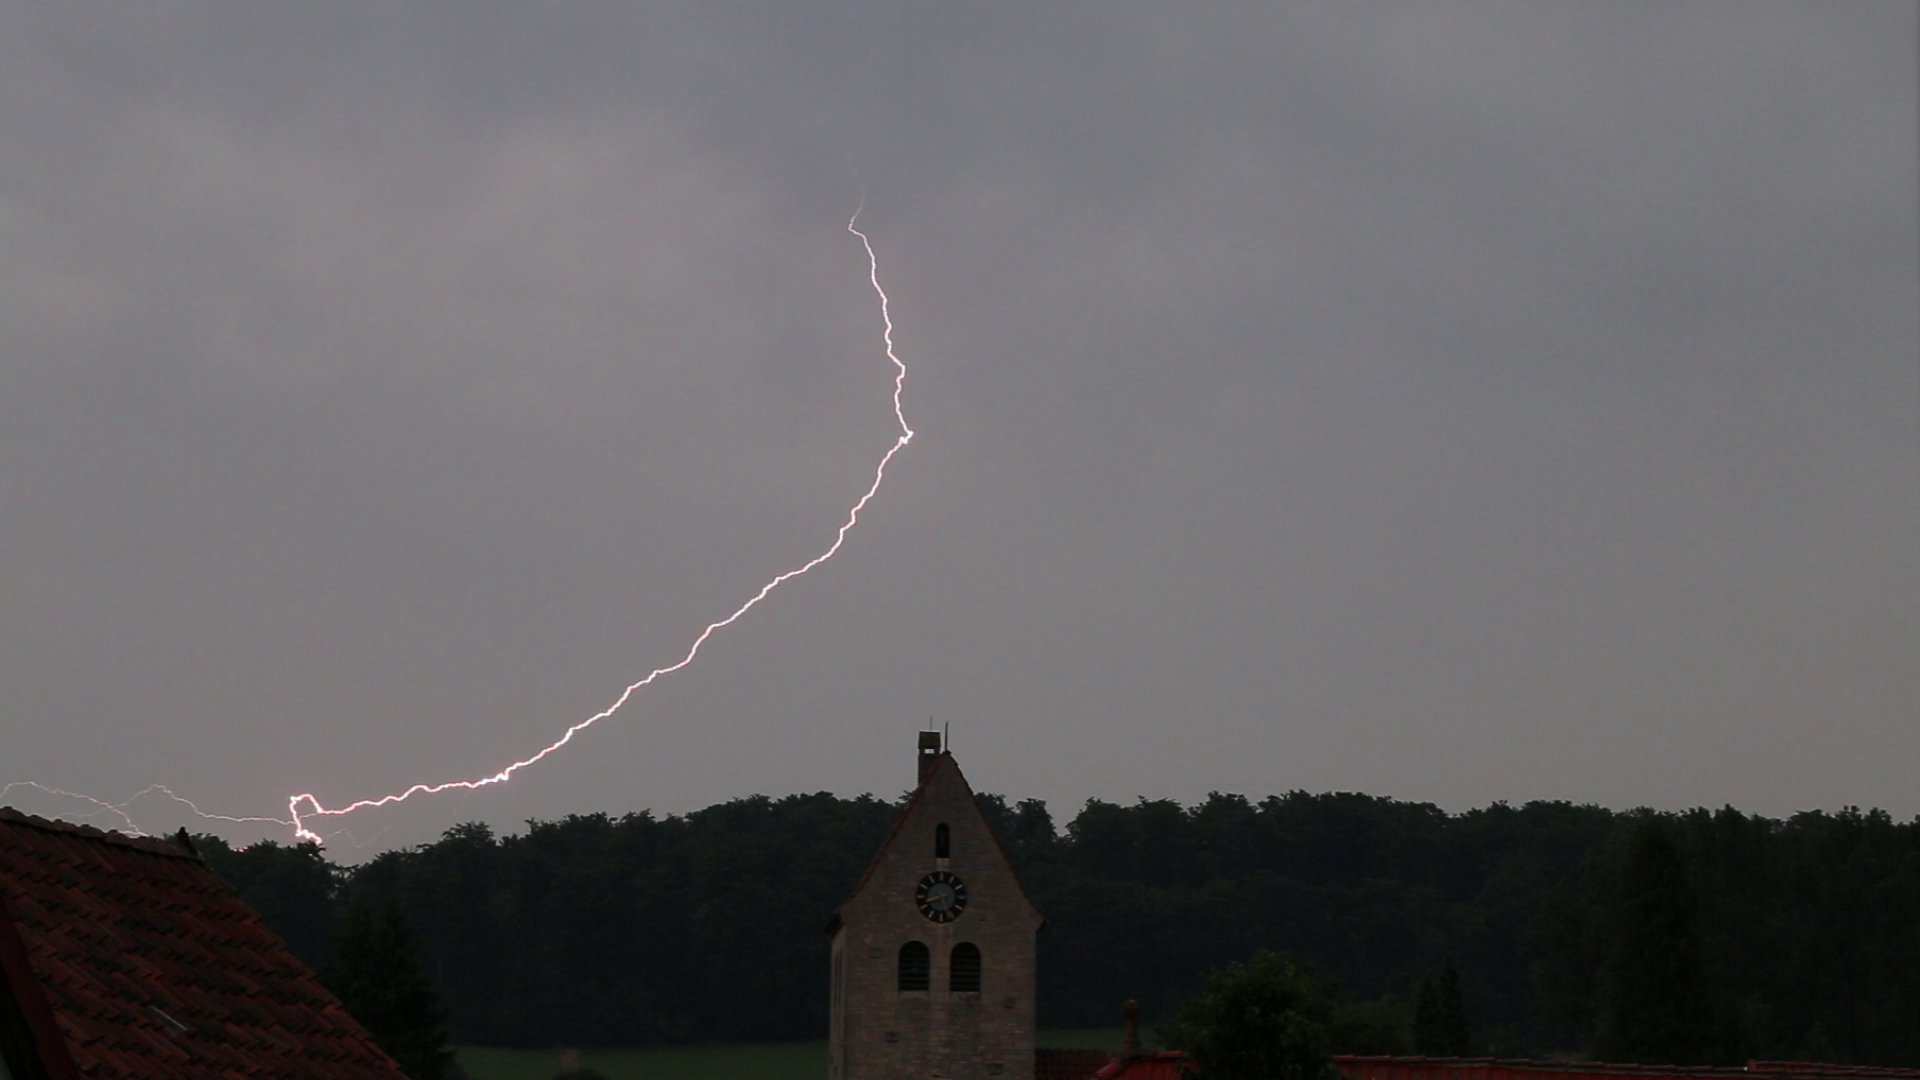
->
[5, 206, 915, 845]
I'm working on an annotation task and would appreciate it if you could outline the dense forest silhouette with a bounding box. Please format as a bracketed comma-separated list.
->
[196, 791, 1920, 1064]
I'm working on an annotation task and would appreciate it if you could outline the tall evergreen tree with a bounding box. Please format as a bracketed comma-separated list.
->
[1413, 962, 1470, 1056]
[325, 898, 456, 1080]
[1437, 961, 1471, 1056]
[1414, 978, 1444, 1055]
[1596, 817, 1717, 1065]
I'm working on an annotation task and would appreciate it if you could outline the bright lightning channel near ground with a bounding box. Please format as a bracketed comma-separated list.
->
[283, 206, 914, 841]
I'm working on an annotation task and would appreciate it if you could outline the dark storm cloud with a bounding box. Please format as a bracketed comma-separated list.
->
[1, 4, 1913, 848]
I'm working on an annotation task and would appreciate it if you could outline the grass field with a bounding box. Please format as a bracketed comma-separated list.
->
[455, 1040, 825, 1080]
[456, 1029, 1124, 1080]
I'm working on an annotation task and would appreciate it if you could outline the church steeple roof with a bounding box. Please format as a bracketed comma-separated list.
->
[825, 737, 1042, 933]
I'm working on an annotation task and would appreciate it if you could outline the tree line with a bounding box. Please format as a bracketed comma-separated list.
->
[195, 791, 1920, 1064]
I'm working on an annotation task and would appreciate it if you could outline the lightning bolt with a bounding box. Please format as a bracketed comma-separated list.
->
[278, 206, 914, 842]
[1, 781, 293, 837]
[4, 205, 909, 846]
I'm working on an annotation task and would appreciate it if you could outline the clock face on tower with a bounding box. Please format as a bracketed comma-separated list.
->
[915, 870, 968, 923]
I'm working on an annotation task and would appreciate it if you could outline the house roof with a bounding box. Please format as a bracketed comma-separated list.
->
[0, 808, 409, 1079]
[1030, 1047, 1188, 1080]
[1094, 1051, 1188, 1079]
[1334, 1058, 1920, 1080]
[1035, 1048, 1117, 1080]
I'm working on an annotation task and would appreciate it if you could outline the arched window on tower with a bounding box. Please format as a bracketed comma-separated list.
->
[935, 823, 951, 859]
[898, 942, 930, 992]
[950, 942, 982, 993]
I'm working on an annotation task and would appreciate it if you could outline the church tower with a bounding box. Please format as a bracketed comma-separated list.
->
[828, 733, 1044, 1080]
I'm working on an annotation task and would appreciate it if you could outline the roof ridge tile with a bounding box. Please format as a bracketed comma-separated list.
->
[0, 808, 201, 860]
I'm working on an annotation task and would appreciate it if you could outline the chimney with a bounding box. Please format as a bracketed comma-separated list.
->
[917, 730, 943, 783]
[1122, 999, 1141, 1055]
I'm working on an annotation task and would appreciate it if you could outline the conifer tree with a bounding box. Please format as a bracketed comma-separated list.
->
[1437, 961, 1470, 1056]
[1596, 817, 1716, 1065]
[1414, 978, 1444, 1055]
[1413, 961, 1471, 1056]
[325, 898, 456, 1080]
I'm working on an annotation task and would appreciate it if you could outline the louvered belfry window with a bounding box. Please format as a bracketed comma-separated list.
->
[950, 942, 982, 993]
[935, 823, 951, 859]
[898, 941, 931, 991]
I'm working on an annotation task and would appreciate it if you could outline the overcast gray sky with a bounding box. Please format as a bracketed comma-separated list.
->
[2, 3, 1914, 852]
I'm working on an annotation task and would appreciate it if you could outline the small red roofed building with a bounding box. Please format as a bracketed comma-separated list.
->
[1086, 1002, 1186, 1079]
[0, 807, 409, 1079]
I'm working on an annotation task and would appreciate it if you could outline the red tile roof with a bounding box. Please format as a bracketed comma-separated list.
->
[1335, 1058, 1920, 1080]
[1095, 1050, 1189, 1078]
[0, 808, 409, 1079]
[1037, 1047, 1118, 1080]
[1032, 1046, 1190, 1080]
